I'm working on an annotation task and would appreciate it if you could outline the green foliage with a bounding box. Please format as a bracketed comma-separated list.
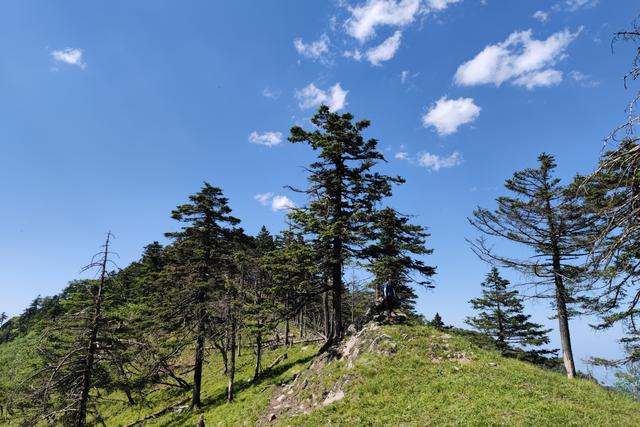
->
[288, 106, 406, 339]
[466, 267, 555, 360]
[362, 207, 435, 313]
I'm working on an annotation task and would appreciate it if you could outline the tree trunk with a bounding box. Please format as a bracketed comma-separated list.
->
[554, 273, 576, 379]
[227, 318, 237, 402]
[331, 243, 343, 341]
[322, 289, 330, 339]
[191, 323, 205, 408]
[253, 332, 262, 381]
[285, 318, 290, 347]
[191, 287, 207, 409]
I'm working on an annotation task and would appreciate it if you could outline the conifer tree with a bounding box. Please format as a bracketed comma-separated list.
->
[580, 17, 640, 363]
[429, 312, 444, 329]
[26, 233, 117, 426]
[163, 182, 240, 409]
[469, 153, 593, 378]
[288, 106, 403, 341]
[363, 207, 435, 313]
[466, 268, 553, 358]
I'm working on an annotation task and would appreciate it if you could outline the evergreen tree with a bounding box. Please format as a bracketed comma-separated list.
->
[580, 140, 640, 363]
[26, 233, 117, 426]
[580, 17, 640, 364]
[163, 182, 241, 409]
[469, 153, 593, 378]
[288, 106, 404, 341]
[363, 207, 435, 313]
[466, 268, 553, 359]
[429, 312, 444, 329]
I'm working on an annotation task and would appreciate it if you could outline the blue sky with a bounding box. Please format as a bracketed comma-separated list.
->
[1, 0, 638, 379]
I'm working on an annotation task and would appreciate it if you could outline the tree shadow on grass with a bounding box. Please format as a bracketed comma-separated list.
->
[150, 354, 316, 427]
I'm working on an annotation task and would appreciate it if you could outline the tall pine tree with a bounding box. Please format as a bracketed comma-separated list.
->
[288, 106, 404, 341]
[469, 153, 592, 378]
[163, 182, 240, 409]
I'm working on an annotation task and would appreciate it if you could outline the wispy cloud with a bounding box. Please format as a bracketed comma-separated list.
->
[249, 131, 283, 147]
[417, 151, 462, 171]
[345, 0, 422, 43]
[344, 0, 462, 42]
[569, 70, 600, 88]
[51, 48, 86, 69]
[262, 87, 281, 99]
[296, 83, 348, 112]
[454, 28, 581, 90]
[366, 30, 402, 65]
[396, 148, 463, 172]
[422, 96, 481, 136]
[294, 34, 331, 62]
[564, 0, 598, 12]
[254, 192, 296, 211]
[532, 10, 549, 22]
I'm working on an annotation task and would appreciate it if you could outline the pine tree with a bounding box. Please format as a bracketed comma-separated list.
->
[469, 153, 593, 378]
[580, 140, 640, 363]
[429, 312, 444, 329]
[288, 106, 404, 341]
[580, 17, 640, 364]
[26, 233, 117, 426]
[466, 268, 553, 359]
[163, 182, 241, 409]
[362, 207, 435, 313]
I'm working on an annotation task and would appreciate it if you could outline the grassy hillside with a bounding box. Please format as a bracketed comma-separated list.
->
[2, 323, 639, 426]
[266, 323, 640, 426]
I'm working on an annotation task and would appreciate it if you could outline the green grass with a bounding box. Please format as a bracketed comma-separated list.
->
[3, 324, 639, 426]
[98, 343, 317, 427]
[275, 324, 640, 427]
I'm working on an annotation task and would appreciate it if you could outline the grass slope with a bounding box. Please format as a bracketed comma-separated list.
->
[2, 324, 639, 426]
[273, 324, 640, 427]
[99, 344, 318, 426]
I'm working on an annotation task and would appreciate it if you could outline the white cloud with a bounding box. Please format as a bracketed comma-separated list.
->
[417, 151, 462, 171]
[400, 69, 419, 84]
[254, 193, 296, 211]
[532, 10, 549, 22]
[454, 28, 581, 89]
[422, 96, 481, 136]
[344, 49, 363, 61]
[271, 195, 296, 211]
[513, 69, 563, 89]
[296, 83, 348, 112]
[262, 88, 281, 99]
[366, 30, 402, 65]
[294, 34, 330, 62]
[426, 0, 462, 11]
[248, 131, 283, 147]
[344, 0, 462, 42]
[565, 0, 598, 12]
[345, 0, 422, 42]
[51, 48, 86, 69]
[254, 192, 274, 206]
[569, 70, 600, 88]
[395, 151, 409, 160]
